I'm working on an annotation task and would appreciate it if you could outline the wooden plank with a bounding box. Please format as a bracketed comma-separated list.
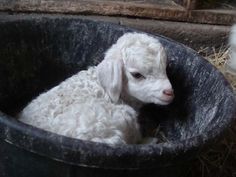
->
[0, 0, 235, 25]
[189, 9, 236, 25]
[0, 0, 187, 20]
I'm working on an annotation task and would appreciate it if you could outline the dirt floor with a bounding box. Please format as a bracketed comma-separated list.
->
[187, 47, 236, 177]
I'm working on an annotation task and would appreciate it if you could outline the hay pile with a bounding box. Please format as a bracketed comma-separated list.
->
[187, 47, 236, 177]
[203, 47, 229, 68]
[202, 47, 236, 92]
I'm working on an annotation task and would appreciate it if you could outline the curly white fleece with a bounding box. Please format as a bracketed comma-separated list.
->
[19, 67, 140, 145]
[19, 33, 174, 145]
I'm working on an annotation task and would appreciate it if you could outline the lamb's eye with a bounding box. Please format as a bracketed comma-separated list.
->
[130, 72, 145, 79]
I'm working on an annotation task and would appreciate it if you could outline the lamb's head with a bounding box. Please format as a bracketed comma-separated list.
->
[97, 33, 174, 105]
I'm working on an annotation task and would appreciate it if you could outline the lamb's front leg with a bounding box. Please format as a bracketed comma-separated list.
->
[97, 104, 143, 145]
[58, 101, 142, 146]
[101, 104, 159, 145]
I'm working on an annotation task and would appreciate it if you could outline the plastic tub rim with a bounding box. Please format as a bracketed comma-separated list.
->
[0, 101, 235, 170]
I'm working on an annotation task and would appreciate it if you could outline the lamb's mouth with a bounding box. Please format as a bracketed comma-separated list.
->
[153, 96, 174, 105]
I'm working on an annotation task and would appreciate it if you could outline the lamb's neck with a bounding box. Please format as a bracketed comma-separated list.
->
[119, 93, 144, 111]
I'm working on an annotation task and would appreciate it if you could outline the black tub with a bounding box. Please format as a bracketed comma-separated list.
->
[0, 14, 235, 177]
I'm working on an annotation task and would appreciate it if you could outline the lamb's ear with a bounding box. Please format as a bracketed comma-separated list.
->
[97, 49, 123, 103]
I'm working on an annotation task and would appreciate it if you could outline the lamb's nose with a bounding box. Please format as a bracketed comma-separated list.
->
[163, 89, 174, 97]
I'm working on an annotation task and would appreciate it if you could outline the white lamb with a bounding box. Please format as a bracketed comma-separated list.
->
[228, 24, 236, 73]
[19, 33, 174, 145]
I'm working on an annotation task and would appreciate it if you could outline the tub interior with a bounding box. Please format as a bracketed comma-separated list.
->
[0, 16, 235, 144]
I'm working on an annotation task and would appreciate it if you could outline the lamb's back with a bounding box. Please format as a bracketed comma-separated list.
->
[19, 67, 109, 127]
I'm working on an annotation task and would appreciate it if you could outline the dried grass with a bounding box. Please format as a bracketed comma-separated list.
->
[187, 47, 236, 177]
[200, 47, 236, 91]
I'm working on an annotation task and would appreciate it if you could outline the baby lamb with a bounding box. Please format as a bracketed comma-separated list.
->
[228, 24, 236, 72]
[19, 33, 174, 145]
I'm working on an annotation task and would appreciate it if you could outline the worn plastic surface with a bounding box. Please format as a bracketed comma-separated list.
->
[0, 14, 235, 177]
